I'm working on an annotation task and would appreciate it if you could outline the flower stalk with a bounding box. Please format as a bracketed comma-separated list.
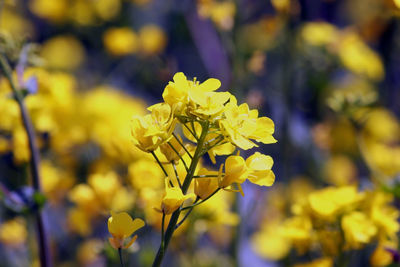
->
[0, 54, 52, 267]
[152, 121, 209, 267]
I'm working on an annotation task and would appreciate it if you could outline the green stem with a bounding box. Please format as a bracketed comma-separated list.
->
[182, 123, 198, 141]
[152, 121, 209, 267]
[175, 197, 199, 230]
[167, 142, 190, 172]
[180, 188, 220, 211]
[172, 133, 192, 159]
[193, 175, 220, 178]
[151, 151, 168, 177]
[151, 151, 174, 187]
[171, 163, 182, 189]
[0, 54, 51, 267]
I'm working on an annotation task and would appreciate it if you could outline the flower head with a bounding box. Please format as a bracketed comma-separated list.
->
[161, 178, 196, 214]
[107, 211, 145, 249]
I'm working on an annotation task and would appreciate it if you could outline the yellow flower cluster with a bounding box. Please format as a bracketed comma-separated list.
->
[0, 66, 242, 247]
[103, 25, 167, 56]
[130, 72, 277, 217]
[252, 179, 399, 266]
[300, 22, 385, 81]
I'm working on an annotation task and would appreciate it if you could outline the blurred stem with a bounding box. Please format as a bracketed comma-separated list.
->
[152, 121, 209, 267]
[118, 248, 125, 267]
[229, 193, 240, 267]
[0, 54, 51, 267]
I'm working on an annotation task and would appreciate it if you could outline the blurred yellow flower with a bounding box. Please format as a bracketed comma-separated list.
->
[294, 258, 333, 267]
[324, 155, 357, 186]
[370, 242, 396, 267]
[301, 22, 339, 46]
[77, 239, 104, 266]
[308, 186, 363, 219]
[40, 35, 86, 70]
[92, 0, 121, 21]
[0, 8, 34, 37]
[338, 32, 384, 81]
[103, 27, 139, 56]
[0, 218, 27, 247]
[139, 25, 167, 55]
[251, 222, 291, 260]
[108, 211, 145, 249]
[29, 0, 68, 23]
[341, 211, 377, 249]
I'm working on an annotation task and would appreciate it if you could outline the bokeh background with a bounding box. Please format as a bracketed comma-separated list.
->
[0, 0, 400, 266]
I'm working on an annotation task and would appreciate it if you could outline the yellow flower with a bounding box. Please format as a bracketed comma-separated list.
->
[40, 35, 86, 70]
[29, 0, 68, 23]
[108, 211, 145, 249]
[162, 72, 228, 118]
[370, 242, 396, 267]
[194, 168, 219, 200]
[77, 239, 104, 266]
[324, 155, 357, 186]
[159, 134, 185, 163]
[246, 152, 275, 186]
[162, 72, 191, 114]
[293, 258, 333, 267]
[367, 191, 400, 240]
[281, 216, 313, 254]
[218, 155, 248, 189]
[341, 211, 377, 249]
[207, 140, 236, 164]
[301, 22, 339, 46]
[161, 178, 196, 214]
[188, 81, 231, 118]
[103, 27, 139, 56]
[251, 222, 291, 260]
[0, 218, 27, 247]
[338, 32, 384, 81]
[68, 207, 92, 236]
[129, 159, 163, 189]
[220, 95, 277, 150]
[131, 103, 175, 152]
[308, 186, 363, 219]
[139, 25, 167, 55]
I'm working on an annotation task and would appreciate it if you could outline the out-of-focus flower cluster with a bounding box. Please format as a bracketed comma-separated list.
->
[252, 179, 399, 266]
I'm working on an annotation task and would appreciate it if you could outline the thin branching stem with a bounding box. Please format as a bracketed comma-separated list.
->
[193, 175, 220, 178]
[150, 151, 168, 177]
[180, 188, 220, 211]
[167, 142, 190, 172]
[0, 54, 51, 267]
[151, 151, 174, 187]
[172, 163, 182, 189]
[172, 132, 192, 159]
[182, 123, 198, 141]
[152, 121, 210, 267]
[175, 197, 199, 230]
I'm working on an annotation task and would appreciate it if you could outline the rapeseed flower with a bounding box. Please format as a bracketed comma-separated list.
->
[108, 211, 145, 249]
